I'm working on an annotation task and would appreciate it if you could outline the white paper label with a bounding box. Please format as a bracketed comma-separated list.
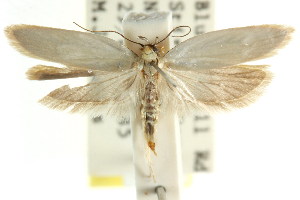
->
[86, 0, 214, 186]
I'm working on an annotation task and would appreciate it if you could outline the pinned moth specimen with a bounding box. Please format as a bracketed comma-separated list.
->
[5, 24, 293, 154]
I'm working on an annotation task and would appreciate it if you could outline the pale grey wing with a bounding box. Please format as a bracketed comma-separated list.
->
[164, 25, 293, 70]
[162, 65, 272, 113]
[5, 24, 137, 71]
[39, 68, 140, 117]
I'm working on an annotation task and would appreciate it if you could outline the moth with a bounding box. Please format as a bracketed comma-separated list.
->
[5, 24, 293, 154]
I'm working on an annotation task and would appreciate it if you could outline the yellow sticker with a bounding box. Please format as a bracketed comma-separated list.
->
[90, 176, 124, 187]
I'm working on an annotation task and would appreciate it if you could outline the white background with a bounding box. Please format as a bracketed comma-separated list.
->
[1, 0, 300, 200]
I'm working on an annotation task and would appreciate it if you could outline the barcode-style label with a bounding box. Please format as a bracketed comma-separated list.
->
[87, 0, 214, 186]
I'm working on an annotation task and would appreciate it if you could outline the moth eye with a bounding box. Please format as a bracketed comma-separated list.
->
[152, 46, 158, 53]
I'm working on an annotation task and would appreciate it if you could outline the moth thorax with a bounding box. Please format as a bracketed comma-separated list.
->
[141, 45, 158, 63]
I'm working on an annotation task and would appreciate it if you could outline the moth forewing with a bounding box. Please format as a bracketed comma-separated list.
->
[5, 24, 138, 71]
[164, 25, 294, 71]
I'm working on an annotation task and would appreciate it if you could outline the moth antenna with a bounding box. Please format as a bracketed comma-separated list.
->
[156, 25, 192, 45]
[73, 22, 144, 47]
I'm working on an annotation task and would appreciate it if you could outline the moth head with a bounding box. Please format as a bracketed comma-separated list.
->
[141, 45, 158, 63]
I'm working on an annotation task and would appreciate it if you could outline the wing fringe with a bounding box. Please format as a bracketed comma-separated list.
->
[202, 67, 273, 111]
[39, 89, 132, 117]
[38, 69, 139, 117]
[5, 25, 49, 61]
[163, 65, 273, 115]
